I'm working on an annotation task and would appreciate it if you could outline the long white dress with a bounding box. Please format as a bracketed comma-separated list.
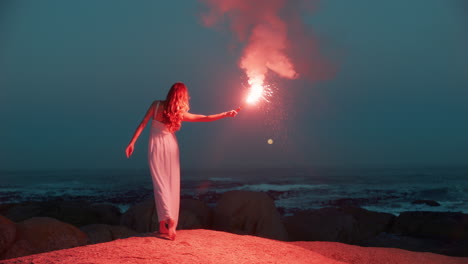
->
[148, 101, 180, 227]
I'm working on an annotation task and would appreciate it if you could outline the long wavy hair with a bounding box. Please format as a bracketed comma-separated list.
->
[162, 82, 190, 132]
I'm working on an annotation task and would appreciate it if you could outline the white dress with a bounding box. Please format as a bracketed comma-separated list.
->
[148, 101, 180, 227]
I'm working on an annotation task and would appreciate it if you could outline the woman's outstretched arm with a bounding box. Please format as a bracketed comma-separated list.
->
[125, 101, 157, 158]
[183, 107, 240, 122]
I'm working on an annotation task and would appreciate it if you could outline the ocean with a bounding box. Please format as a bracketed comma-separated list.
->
[1, 167, 467, 216]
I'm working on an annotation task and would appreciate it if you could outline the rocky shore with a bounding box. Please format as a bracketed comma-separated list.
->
[1, 190, 467, 260]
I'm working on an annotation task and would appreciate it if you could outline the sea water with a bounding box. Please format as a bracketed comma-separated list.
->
[1, 167, 467, 216]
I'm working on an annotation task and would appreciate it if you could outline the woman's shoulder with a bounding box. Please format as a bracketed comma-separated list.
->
[152, 100, 166, 106]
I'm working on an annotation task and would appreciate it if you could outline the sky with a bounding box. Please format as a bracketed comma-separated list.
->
[1, 0, 467, 170]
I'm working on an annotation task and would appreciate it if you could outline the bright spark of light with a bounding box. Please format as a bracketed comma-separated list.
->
[245, 77, 272, 105]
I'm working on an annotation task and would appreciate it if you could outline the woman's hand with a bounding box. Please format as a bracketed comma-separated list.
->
[125, 143, 134, 158]
[225, 107, 241, 117]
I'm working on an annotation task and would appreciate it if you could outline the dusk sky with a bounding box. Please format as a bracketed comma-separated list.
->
[1, 0, 467, 170]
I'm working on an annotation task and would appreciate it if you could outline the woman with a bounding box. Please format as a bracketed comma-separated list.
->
[125, 82, 239, 240]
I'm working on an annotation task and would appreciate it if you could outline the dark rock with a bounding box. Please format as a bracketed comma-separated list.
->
[4, 203, 44, 222]
[363, 232, 468, 257]
[80, 224, 137, 244]
[4, 201, 121, 227]
[392, 211, 468, 240]
[0, 215, 16, 255]
[88, 203, 122, 225]
[0, 217, 88, 260]
[121, 198, 214, 233]
[411, 200, 441, 206]
[213, 191, 289, 241]
[284, 207, 395, 244]
[120, 198, 159, 233]
[178, 199, 212, 230]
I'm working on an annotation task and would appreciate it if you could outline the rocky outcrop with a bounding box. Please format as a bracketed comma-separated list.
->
[213, 190, 289, 241]
[80, 224, 137, 244]
[4, 202, 121, 226]
[284, 207, 395, 244]
[0, 216, 16, 255]
[0, 217, 88, 260]
[2, 230, 466, 264]
[392, 211, 468, 240]
[178, 199, 213, 229]
[362, 232, 468, 257]
[120, 198, 212, 232]
[120, 198, 159, 233]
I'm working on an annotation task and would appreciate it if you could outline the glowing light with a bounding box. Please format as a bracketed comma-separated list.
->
[246, 83, 264, 104]
[245, 76, 271, 105]
[267, 139, 274, 144]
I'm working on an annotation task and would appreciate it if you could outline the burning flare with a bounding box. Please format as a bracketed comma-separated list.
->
[201, 0, 300, 105]
[246, 78, 265, 104]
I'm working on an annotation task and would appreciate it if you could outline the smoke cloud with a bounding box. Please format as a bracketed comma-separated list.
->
[201, 0, 323, 89]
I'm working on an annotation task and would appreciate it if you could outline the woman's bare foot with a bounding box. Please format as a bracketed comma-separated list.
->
[159, 220, 169, 234]
[168, 218, 176, 240]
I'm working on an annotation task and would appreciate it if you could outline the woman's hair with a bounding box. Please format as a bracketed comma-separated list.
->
[163, 82, 190, 132]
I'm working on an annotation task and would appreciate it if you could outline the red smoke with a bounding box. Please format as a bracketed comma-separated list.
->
[201, 0, 328, 93]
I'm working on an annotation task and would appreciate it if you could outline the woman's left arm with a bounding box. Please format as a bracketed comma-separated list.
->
[183, 108, 240, 122]
[125, 101, 157, 157]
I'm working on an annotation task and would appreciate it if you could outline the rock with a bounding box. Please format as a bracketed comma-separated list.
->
[120, 198, 159, 233]
[178, 199, 212, 230]
[285, 207, 354, 242]
[88, 203, 121, 225]
[363, 232, 468, 257]
[4, 203, 44, 222]
[392, 211, 468, 240]
[121, 198, 213, 233]
[0, 216, 16, 255]
[80, 224, 137, 244]
[363, 232, 446, 252]
[4, 202, 121, 227]
[340, 206, 395, 244]
[411, 200, 440, 206]
[213, 191, 289, 241]
[284, 207, 394, 244]
[0, 217, 88, 260]
[2, 229, 465, 264]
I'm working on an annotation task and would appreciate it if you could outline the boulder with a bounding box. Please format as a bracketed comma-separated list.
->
[4, 203, 44, 222]
[120, 198, 159, 233]
[213, 191, 289, 241]
[121, 198, 213, 233]
[4, 202, 121, 227]
[392, 211, 468, 240]
[363, 232, 468, 257]
[88, 203, 121, 225]
[0, 216, 16, 255]
[178, 199, 212, 230]
[0, 217, 88, 260]
[284, 207, 394, 244]
[80, 224, 137, 244]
